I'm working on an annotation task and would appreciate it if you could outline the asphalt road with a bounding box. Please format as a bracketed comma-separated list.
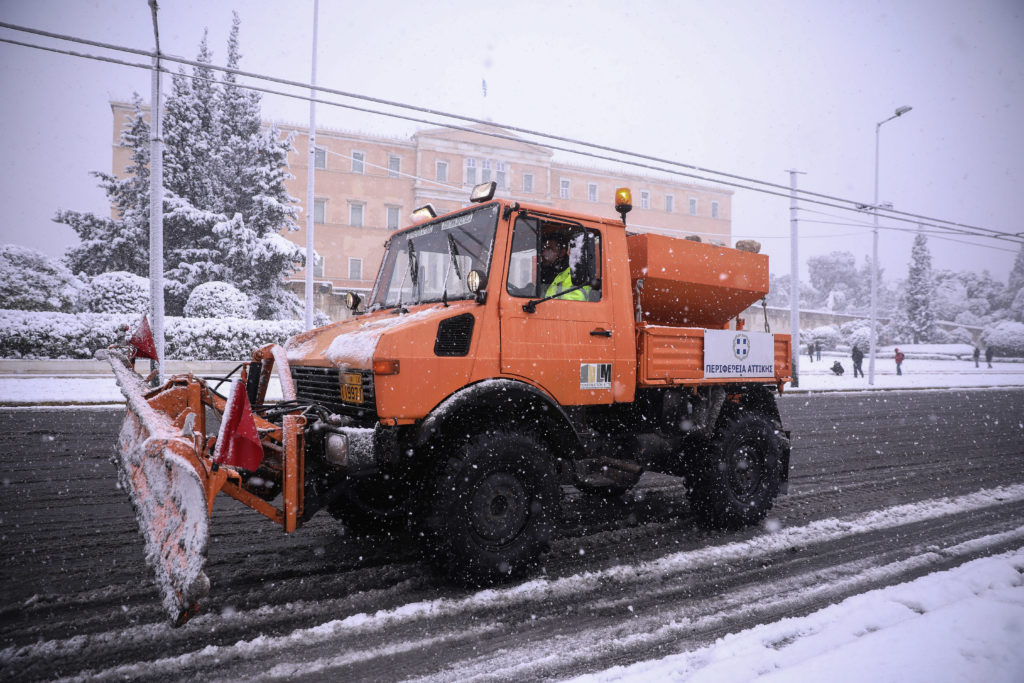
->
[1, 388, 1023, 681]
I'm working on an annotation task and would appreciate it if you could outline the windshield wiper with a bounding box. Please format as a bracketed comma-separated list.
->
[391, 240, 417, 313]
[441, 234, 464, 307]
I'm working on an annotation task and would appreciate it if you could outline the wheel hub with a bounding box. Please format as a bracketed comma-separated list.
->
[469, 473, 528, 545]
[729, 444, 762, 496]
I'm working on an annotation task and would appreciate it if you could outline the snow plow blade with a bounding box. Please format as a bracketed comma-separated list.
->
[106, 347, 307, 625]
[108, 352, 221, 625]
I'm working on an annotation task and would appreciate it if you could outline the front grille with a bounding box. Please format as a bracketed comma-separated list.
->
[291, 365, 376, 418]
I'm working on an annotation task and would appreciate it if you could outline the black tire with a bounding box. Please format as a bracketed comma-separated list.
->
[688, 412, 783, 530]
[426, 430, 559, 584]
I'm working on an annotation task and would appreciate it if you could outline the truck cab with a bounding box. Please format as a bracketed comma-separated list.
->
[280, 182, 792, 584]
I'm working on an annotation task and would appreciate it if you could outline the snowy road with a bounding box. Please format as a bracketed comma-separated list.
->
[1, 388, 1023, 681]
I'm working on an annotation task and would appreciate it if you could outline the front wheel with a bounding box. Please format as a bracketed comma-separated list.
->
[425, 430, 559, 584]
[688, 413, 783, 530]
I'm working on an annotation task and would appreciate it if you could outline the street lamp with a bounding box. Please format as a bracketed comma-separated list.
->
[868, 105, 912, 385]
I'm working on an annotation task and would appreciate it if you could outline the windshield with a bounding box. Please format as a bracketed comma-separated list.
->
[369, 203, 500, 309]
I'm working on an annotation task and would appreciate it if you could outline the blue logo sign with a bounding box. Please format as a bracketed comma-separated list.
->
[733, 334, 750, 360]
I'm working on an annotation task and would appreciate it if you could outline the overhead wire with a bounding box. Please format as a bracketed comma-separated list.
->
[2, 19, 1022, 249]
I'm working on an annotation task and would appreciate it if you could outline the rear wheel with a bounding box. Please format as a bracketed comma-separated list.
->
[688, 412, 783, 530]
[425, 430, 559, 584]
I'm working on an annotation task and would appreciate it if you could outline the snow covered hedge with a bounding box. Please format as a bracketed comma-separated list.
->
[980, 320, 1024, 357]
[78, 271, 150, 314]
[184, 281, 253, 318]
[0, 310, 302, 360]
[0, 244, 83, 312]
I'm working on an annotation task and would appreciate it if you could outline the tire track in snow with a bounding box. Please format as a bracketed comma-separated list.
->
[18, 483, 1024, 681]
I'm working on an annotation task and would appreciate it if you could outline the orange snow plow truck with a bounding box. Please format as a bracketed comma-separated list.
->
[107, 183, 792, 624]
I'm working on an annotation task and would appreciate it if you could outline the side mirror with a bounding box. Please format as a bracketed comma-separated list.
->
[466, 269, 487, 304]
[345, 291, 362, 312]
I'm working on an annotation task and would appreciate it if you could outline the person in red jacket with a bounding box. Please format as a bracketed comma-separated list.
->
[894, 348, 905, 376]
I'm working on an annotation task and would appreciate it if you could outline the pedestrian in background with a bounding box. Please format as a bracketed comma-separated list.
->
[808, 343, 814, 363]
[851, 345, 864, 378]
[986, 346, 994, 368]
[894, 348, 905, 376]
[973, 346, 980, 368]
[815, 341, 822, 361]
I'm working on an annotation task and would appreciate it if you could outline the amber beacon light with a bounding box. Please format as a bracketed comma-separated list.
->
[615, 187, 633, 224]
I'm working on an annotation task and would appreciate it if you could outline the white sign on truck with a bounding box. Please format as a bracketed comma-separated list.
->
[703, 330, 775, 378]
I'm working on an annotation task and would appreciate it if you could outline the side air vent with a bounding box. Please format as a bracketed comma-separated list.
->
[434, 313, 475, 357]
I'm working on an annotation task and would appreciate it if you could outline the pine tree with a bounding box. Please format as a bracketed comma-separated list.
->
[904, 231, 938, 343]
[1006, 244, 1024, 318]
[57, 95, 151, 276]
[59, 15, 302, 319]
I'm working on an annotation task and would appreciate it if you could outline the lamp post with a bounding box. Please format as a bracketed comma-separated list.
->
[868, 105, 912, 385]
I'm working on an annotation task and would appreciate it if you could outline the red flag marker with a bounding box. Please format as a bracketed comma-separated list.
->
[214, 380, 264, 471]
[129, 314, 159, 361]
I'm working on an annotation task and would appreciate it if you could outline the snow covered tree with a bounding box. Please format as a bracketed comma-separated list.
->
[0, 244, 83, 312]
[59, 14, 302, 319]
[57, 95, 151, 276]
[1004, 244, 1024, 320]
[903, 232, 939, 343]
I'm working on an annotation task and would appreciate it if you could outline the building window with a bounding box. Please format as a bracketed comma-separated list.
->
[313, 199, 326, 224]
[348, 257, 363, 281]
[588, 183, 598, 202]
[388, 155, 401, 178]
[349, 202, 364, 227]
[351, 150, 365, 174]
[496, 162, 507, 189]
[465, 158, 477, 185]
[436, 160, 448, 183]
[640, 191, 650, 210]
[314, 146, 326, 169]
[665, 195, 674, 213]
[482, 159, 492, 183]
[386, 205, 401, 230]
[560, 178, 570, 200]
[711, 201, 720, 219]
[689, 197, 698, 215]
[523, 173, 534, 194]
[313, 253, 325, 278]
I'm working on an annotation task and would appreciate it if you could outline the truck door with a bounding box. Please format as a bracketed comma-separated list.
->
[499, 215, 620, 406]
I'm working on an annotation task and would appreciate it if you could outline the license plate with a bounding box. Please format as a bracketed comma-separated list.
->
[341, 372, 363, 404]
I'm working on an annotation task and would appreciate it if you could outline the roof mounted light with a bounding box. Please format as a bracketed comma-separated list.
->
[470, 181, 496, 203]
[615, 187, 632, 224]
[411, 204, 437, 224]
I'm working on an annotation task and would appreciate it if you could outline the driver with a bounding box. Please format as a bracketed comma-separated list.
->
[539, 233, 585, 301]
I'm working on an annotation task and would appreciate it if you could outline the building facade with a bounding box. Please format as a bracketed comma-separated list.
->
[111, 103, 733, 316]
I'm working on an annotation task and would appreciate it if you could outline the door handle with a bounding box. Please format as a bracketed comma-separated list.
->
[590, 329, 612, 337]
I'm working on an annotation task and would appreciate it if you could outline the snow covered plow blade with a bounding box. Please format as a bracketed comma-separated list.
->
[107, 349, 306, 625]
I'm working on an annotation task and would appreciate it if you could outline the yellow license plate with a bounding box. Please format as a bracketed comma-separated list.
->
[341, 373, 363, 404]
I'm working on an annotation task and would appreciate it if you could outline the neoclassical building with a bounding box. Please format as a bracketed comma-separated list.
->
[111, 103, 733, 315]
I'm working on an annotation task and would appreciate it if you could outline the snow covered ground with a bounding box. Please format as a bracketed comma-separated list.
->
[575, 547, 1024, 682]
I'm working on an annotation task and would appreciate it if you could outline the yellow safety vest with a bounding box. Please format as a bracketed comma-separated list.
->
[545, 267, 586, 301]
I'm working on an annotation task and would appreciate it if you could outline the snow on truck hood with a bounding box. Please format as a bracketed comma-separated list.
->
[284, 304, 453, 369]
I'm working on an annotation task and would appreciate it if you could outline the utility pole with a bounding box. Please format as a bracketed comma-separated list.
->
[788, 169, 805, 387]
[304, 0, 319, 331]
[148, 0, 164, 383]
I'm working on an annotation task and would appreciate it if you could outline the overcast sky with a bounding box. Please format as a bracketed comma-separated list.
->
[1, 0, 1022, 283]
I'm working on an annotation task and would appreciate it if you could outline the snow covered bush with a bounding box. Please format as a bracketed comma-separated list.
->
[184, 281, 253, 319]
[802, 325, 841, 350]
[980, 320, 1024, 358]
[0, 310, 302, 360]
[839, 320, 871, 351]
[0, 244, 83, 312]
[79, 271, 150, 315]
